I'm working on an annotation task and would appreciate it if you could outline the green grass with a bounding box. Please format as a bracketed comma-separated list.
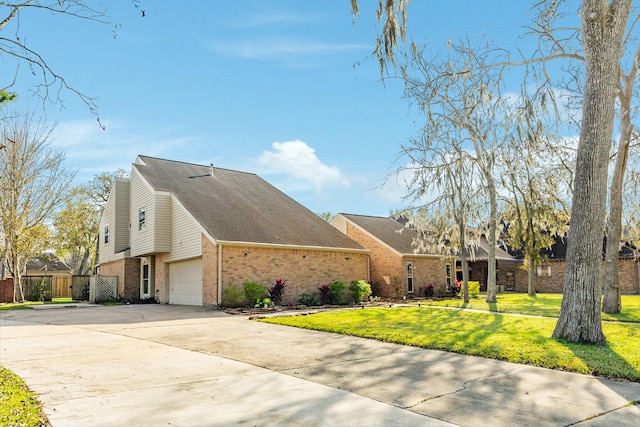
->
[261, 297, 640, 381]
[421, 293, 640, 322]
[0, 298, 76, 310]
[0, 366, 49, 427]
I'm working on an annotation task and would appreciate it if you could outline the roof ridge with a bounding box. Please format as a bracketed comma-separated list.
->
[340, 213, 389, 219]
[136, 155, 257, 176]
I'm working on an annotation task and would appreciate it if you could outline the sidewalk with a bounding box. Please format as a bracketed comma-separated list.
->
[1, 304, 639, 426]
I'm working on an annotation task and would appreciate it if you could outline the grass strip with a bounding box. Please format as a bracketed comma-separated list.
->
[261, 306, 640, 381]
[0, 366, 49, 427]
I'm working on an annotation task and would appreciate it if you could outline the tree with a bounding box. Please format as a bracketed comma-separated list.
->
[401, 130, 483, 304]
[602, 44, 640, 313]
[52, 187, 100, 275]
[0, 111, 74, 301]
[86, 169, 129, 207]
[318, 212, 335, 223]
[353, 0, 634, 344]
[552, 1, 631, 345]
[0, 1, 142, 119]
[501, 88, 572, 297]
[52, 169, 128, 275]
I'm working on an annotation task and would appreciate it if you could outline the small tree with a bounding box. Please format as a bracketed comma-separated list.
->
[0, 111, 74, 301]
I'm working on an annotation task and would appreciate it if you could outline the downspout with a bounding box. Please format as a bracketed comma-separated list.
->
[637, 259, 640, 294]
[367, 255, 370, 283]
[217, 243, 223, 305]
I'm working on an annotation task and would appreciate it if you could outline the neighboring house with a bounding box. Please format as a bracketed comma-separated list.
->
[527, 236, 640, 294]
[331, 213, 453, 297]
[465, 236, 523, 292]
[97, 155, 369, 306]
[26, 252, 73, 277]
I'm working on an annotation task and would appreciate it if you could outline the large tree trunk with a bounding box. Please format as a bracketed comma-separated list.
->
[603, 119, 631, 314]
[486, 179, 498, 303]
[553, 0, 630, 345]
[527, 253, 536, 297]
[603, 45, 638, 314]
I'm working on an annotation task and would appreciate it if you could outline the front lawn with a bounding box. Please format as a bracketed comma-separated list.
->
[422, 293, 640, 323]
[0, 366, 49, 426]
[260, 296, 640, 381]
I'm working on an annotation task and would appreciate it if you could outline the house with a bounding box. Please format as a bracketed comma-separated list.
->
[97, 155, 370, 306]
[331, 213, 454, 297]
[26, 252, 73, 277]
[526, 235, 640, 294]
[465, 236, 523, 292]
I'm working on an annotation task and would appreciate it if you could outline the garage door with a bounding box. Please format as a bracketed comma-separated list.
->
[168, 258, 203, 306]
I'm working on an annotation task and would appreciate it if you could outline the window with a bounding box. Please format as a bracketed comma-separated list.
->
[104, 225, 109, 244]
[407, 262, 414, 293]
[446, 263, 452, 287]
[536, 264, 552, 277]
[138, 208, 146, 230]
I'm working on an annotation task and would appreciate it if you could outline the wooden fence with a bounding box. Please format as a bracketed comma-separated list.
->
[1, 275, 91, 302]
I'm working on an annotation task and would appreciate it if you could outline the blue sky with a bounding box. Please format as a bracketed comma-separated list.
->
[5, 1, 536, 217]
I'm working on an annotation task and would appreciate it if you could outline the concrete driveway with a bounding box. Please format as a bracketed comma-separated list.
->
[1, 304, 639, 427]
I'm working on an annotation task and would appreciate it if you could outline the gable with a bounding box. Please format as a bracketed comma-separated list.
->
[337, 213, 423, 255]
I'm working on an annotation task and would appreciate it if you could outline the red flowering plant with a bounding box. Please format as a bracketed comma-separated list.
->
[448, 280, 461, 297]
[268, 278, 287, 305]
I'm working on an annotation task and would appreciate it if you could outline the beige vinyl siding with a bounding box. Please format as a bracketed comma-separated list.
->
[130, 169, 155, 257]
[99, 178, 131, 264]
[153, 192, 171, 252]
[164, 198, 202, 262]
[114, 178, 131, 253]
[98, 190, 116, 264]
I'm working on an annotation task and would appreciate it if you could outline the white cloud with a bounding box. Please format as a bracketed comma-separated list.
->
[51, 118, 208, 182]
[256, 140, 350, 192]
[206, 37, 367, 66]
[231, 11, 321, 28]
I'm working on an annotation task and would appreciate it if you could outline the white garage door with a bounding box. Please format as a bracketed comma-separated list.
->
[168, 258, 203, 306]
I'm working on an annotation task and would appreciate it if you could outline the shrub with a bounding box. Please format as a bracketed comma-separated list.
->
[329, 281, 347, 305]
[222, 286, 247, 307]
[269, 278, 287, 305]
[462, 281, 480, 297]
[298, 293, 319, 306]
[318, 284, 332, 305]
[349, 280, 372, 304]
[243, 282, 268, 306]
[448, 280, 461, 297]
[369, 281, 383, 297]
[424, 284, 434, 297]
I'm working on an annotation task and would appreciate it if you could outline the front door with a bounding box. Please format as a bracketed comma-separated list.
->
[141, 259, 150, 299]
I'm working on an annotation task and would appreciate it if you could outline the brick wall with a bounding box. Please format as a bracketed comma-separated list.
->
[500, 259, 639, 294]
[201, 236, 218, 306]
[155, 254, 166, 303]
[343, 222, 450, 297]
[98, 258, 141, 299]
[219, 244, 369, 305]
[0, 278, 13, 303]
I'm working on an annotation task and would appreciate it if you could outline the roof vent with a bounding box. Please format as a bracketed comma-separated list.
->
[210, 163, 214, 176]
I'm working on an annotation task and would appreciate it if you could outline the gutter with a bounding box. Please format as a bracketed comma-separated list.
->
[215, 240, 370, 254]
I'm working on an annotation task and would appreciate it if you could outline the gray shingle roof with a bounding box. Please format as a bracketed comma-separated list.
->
[134, 156, 364, 250]
[340, 213, 421, 254]
[340, 213, 516, 260]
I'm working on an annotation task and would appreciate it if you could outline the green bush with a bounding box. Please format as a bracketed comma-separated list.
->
[461, 281, 481, 297]
[244, 282, 268, 306]
[349, 280, 372, 303]
[222, 286, 247, 307]
[329, 281, 347, 305]
[298, 293, 319, 306]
